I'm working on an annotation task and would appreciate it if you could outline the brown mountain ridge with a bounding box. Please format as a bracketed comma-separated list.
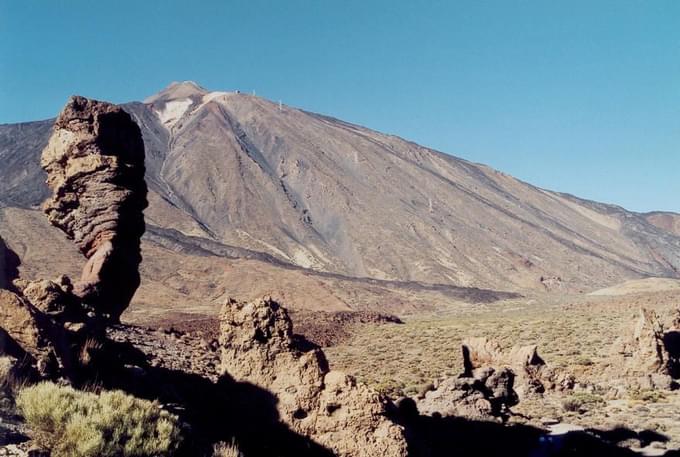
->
[1, 81, 679, 319]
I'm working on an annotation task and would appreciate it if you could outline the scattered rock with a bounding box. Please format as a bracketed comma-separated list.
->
[219, 297, 408, 457]
[0, 445, 29, 457]
[416, 366, 518, 421]
[107, 324, 220, 382]
[414, 337, 575, 422]
[462, 337, 572, 399]
[540, 276, 564, 291]
[540, 417, 561, 426]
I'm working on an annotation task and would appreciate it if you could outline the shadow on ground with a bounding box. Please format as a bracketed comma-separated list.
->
[95, 339, 679, 457]
[393, 396, 677, 457]
[101, 341, 334, 457]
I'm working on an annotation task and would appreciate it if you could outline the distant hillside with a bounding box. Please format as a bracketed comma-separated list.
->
[589, 277, 680, 296]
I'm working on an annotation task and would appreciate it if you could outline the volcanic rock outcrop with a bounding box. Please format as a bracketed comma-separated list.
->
[609, 308, 680, 389]
[0, 288, 44, 359]
[0, 237, 74, 377]
[415, 365, 518, 421]
[0, 96, 147, 380]
[461, 337, 574, 398]
[218, 297, 408, 457]
[41, 95, 148, 322]
[415, 337, 574, 422]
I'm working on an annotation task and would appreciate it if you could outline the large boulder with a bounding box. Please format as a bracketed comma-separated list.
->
[0, 289, 44, 357]
[609, 308, 680, 388]
[416, 366, 518, 421]
[414, 337, 574, 422]
[41, 96, 148, 321]
[0, 287, 72, 378]
[462, 337, 573, 399]
[219, 297, 407, 457]
[611, 308, 666, 374]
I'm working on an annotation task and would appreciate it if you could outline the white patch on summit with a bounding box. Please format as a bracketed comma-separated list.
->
[202, 91, 229, 104]
[155, 98, 193, 128]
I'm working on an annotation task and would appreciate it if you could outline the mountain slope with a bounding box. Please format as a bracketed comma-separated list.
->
[1, 81, 679, 293]
[644, 212, 680, 237]
[0, 206, 512, 323]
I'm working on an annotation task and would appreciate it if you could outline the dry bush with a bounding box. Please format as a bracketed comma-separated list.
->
[561, 392, 605, 413]
[212, 439, 242, 457]
[16, 382, 182, 457]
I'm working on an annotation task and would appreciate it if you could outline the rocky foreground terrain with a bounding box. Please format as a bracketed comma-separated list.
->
[0, 96, 409, 456]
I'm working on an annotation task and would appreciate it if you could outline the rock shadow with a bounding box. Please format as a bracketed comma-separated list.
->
[663, 330, 680, 378]
[94, 334, 680, 457]
[394, 397, 675, 457]
[99, 341, 334, 457]
[584, 426, 668, 449]
[0, 238, 21, 288]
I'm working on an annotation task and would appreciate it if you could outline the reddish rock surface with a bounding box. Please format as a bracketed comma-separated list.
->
[41, 96, 147, 321]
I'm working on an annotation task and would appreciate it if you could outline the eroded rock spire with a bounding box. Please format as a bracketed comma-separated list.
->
[41, 96, 148, 321]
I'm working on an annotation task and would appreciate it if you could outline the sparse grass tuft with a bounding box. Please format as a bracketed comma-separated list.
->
[16, 382, 183, 457]
[629, 389, 666, 403]
[561, 392, 605, 413]
[212, 439, 242, 457]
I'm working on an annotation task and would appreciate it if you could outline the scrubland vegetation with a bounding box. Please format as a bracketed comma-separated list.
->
[16, 382, 183, 457]
[326, 292, 680, 447]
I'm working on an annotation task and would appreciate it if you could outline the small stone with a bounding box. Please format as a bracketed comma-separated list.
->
[64, 321, 86, 333]
[541, 417, 560, 426]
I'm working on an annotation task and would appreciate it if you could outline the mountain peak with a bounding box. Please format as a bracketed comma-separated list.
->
[144, 81, 208, 104]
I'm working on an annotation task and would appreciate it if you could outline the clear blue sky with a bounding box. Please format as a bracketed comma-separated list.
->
[1, 1, 678, 213]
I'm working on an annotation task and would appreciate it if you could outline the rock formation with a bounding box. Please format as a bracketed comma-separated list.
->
[0, 280, 80, 378]
[41, 96, 147, 322]
[609, 308, 680, 389]
[0, 239, 70, 377]
[0, 96, 147, 380]
[0, 289, 44, 359]
[415, 365, 518, 421]
[414, 337, 575, 422]
[461, 337, 573, 399]
[218, 297, 408, 457]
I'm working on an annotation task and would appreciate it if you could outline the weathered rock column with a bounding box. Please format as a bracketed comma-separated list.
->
[219, 297, 408, 457]
[41, 96, 148, 322]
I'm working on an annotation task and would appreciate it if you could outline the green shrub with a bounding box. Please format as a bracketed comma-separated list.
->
[16, 382, 182, 457]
